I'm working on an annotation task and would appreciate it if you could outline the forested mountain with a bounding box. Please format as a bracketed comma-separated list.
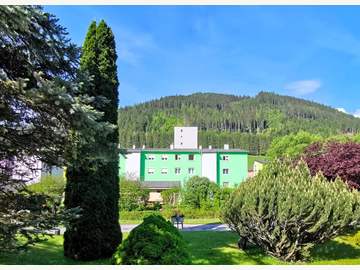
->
[118, 92, 360, 155]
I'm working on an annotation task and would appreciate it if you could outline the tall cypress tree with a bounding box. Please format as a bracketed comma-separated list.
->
[64, 20, 121, 261]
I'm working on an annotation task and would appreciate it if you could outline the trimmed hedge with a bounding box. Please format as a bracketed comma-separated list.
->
[121, 207, 220, 221]
[112, 215, 190, 265]
[120, 210, 160, 221]
[169, 207, 220, 219]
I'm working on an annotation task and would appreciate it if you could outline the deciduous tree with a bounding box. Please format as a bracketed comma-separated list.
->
[267, 131, 322, 159]
[303, 141, 360, 189]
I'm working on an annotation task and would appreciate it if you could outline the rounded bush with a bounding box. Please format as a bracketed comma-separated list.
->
[112, 215, 191, 265]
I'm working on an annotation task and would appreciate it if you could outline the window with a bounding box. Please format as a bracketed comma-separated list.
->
[175, 154, 181, 160]
[175, 168, 181, 174]
[188, 154, 194, 160]
[161, 168, 168, 174]
[148, 155, 155, 160]
[161, 154, 168, 160]
[148, 168, 155, 174]
[223, 168, 229, 174]
[188, 168, 194, 175]
[223, 182, 229, 187]
[222, 155, 229, 161]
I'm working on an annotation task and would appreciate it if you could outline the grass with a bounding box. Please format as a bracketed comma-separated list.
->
[120, 218, 221, 225]
[0, 236, 112, 265]
[248, 155, 268, 169]
[182, 231, 281, 265]
[183, 230, 360, 265]
[1, 230, 360, 265]
[310, 230, 360, 265]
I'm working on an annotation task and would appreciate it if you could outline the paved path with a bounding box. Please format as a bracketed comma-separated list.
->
[121, 223, 230, 232]
[55, 223, 230, 235]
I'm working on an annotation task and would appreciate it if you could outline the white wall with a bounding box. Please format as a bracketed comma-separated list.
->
[253, 161, 264, 176]
[201, 153, 217, 182]
[9, 157, 42, 184]
[125, 153, 141, 180]
[174, 127, 198, 149]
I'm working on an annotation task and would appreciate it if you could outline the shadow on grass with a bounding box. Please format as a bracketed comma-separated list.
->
[2, 231, 359, 265]
[182, 230, 360, 265]
[181, 231, 280, 265]
[241, 246, 282, 265]
[311, 231, 360, 260]
[0, 236, 110, 265]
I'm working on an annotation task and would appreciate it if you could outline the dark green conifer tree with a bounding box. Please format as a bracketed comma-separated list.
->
[64, 20, 121, 261]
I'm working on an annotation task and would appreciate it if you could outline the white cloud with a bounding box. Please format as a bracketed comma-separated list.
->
[354, 109, 360, 118]
[335, 108, 360, 118]
[336, 108, 347, 113]
[284, 79, 321, 96]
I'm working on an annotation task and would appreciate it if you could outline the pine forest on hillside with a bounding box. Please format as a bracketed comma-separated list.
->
[118, 92, 360, 154]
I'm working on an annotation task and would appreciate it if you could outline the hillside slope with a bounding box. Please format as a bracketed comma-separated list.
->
[118, 92, 360, 154]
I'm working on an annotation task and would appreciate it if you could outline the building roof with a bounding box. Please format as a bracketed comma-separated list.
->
[121, 148, 248, 153]
[141, 181, 181, 189]
[254, 159, 268, 164]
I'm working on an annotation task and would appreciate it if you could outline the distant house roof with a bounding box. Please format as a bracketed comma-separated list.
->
[141, 181, 181, 189]
[122, 148, 248, 154]
[254, 160, 268, 164]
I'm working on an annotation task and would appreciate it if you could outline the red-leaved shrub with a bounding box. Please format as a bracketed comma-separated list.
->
[303, 141, 360, 189]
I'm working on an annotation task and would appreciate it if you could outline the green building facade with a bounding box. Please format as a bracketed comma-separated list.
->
[119, 127, 248, 190]
[217, 152, 248, 187]
[119, 149, 248, 188]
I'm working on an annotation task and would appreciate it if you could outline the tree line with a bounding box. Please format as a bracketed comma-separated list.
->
[118, 92, 360, 154]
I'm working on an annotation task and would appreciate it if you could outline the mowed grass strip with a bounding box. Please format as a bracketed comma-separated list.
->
[1, 230, 360, 265]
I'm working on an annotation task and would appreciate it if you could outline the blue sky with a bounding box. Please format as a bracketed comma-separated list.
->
[45, 6, 360, 116]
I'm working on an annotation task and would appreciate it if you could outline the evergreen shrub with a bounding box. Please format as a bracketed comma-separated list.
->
[112, 215, 190, 265]
[223, 159, 360, 262]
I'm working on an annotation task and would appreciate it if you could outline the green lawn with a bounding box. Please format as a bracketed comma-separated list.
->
[183, 230, 360, 265]
[0, 236, 111, 265]
[1, 230, 360, 265]
[183, 231, 281, 265]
